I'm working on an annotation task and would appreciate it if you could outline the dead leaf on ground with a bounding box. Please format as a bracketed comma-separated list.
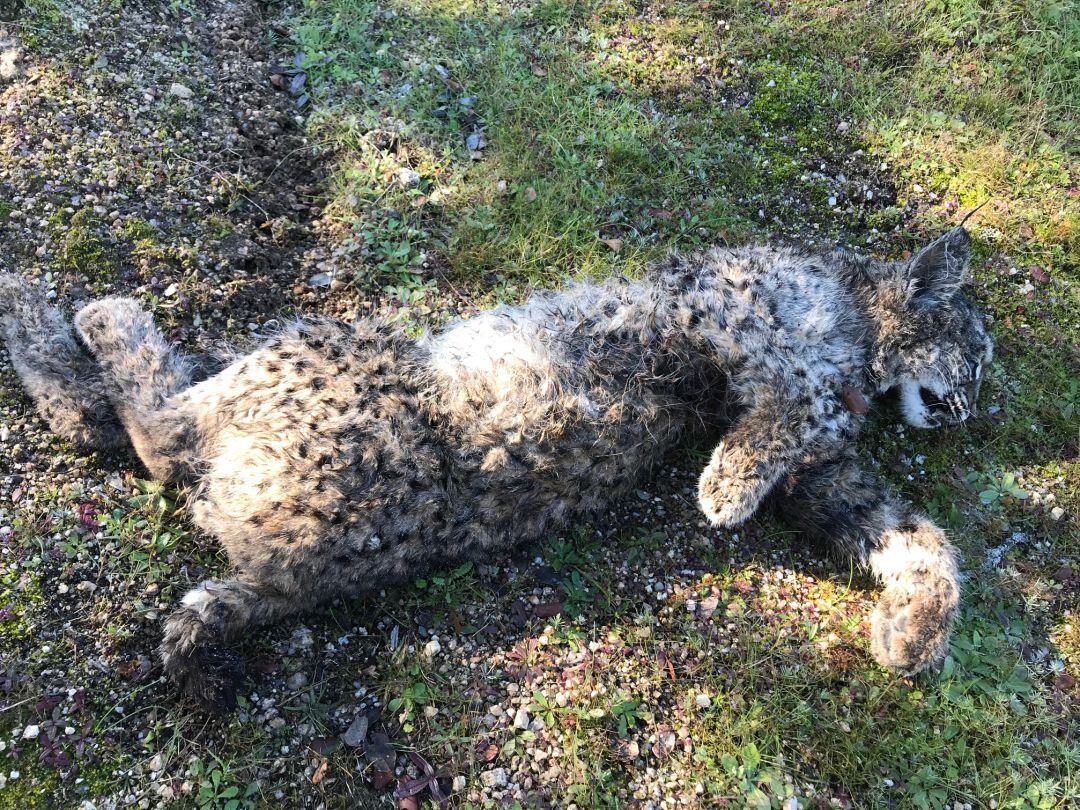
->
[1029, 266, 1051, 283]
[1054, 673, 1076, 692]
[600, 237, 623, 253]
[534, 602, 563, 618]
[311, 759, 328, 785]
[371, 770, 395, 790]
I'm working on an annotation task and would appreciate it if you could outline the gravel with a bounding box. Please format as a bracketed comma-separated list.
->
[1, 1, 1075, 808]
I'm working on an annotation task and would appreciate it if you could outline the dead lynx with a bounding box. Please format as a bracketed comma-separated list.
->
[0, 227, 992, 708]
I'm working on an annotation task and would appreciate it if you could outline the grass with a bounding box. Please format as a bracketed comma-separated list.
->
[275, 0, 1080, 804]
[1, 0, 1076, 807]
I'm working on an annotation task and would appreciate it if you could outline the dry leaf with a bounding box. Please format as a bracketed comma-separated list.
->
[311, 759, 328, 785]
[841, 385, 869, 415]
[534, 602, 563, 618]
[648, 208, 674, 220]
[600, 238, 623, 253]
[1029, 266, 1050, 283]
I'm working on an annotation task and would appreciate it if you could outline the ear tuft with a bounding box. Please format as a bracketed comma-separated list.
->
[908, 227, 970, 308]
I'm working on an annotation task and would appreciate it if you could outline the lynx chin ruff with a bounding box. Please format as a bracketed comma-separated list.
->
[0, 228, 992, 709]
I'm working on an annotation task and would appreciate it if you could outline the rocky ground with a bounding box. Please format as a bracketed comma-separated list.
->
[0, 1, 1077, 808]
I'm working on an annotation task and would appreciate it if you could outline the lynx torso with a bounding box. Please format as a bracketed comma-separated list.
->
[173, 248, 867, 597]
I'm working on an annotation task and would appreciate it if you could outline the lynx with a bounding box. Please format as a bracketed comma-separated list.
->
[0, 228, 992, 708]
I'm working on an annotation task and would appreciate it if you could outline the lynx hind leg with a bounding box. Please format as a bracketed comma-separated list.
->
[73, 297, 192, 406]
[73, 298, 202, 482]
[868, 518, 960, 675]
[162, 578, 303, 711]
[0, 273, 127, 450]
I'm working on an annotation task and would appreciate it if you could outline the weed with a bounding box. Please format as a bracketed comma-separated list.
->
[968, 470, 1031, 507]
[189, 756, 261, 810]
[608, 691, 644, 738]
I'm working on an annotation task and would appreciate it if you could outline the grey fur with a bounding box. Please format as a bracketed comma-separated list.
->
[0, 229, 992, 707]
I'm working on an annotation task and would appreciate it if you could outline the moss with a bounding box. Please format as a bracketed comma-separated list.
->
[15, 0, 67, 54]
[55, 208, 116, 281]
[0, 765, 59, 810]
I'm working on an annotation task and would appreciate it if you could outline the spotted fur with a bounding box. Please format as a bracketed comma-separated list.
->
[0, 228, 991, 708]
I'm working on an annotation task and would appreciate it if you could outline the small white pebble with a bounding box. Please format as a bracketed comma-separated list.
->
[513, 707, 530, 730]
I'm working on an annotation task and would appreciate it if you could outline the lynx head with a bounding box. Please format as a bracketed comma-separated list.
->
[872, 228, 994, 428]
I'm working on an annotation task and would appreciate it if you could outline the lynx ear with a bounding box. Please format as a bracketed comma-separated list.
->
[907, 227, 971, 308]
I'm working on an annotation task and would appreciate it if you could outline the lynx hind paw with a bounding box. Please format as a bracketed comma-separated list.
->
[0, 272, 24, 305]
[74, 298, 153, 357]
[0, 273, 38, 329]
[160, 608, 245, 713]
[870, 578, 959, 676]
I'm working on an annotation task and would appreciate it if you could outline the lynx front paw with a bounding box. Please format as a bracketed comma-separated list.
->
[697, 451, 782, 528]
[869, 578, 959, 675]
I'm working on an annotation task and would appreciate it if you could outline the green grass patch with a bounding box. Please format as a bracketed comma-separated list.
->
[285, 0, 1080, 804]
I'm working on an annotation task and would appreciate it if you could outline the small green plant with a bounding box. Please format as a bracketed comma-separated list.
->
[925, 483, 963, 528]
[968, 471, 1030, 507]
[189, 757, 259, 810]
[1058, 379, 1079, 422]
[609, 691, 644, 737]
[712, 743, 788, 810]
[414, 561, 481, 621]
[358, 216, 427, 281]
[560, 569, 590, 618]
[101, 479, 190, 587]
[387, 680, 430, 733]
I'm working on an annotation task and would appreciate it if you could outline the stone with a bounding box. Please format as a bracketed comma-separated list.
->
[169, 83, 194, 99]
[513, 707, 530, 730]
[479, 768, 508, 789]
[395, 167, 422, 189]
[341, 714, 368, 747]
